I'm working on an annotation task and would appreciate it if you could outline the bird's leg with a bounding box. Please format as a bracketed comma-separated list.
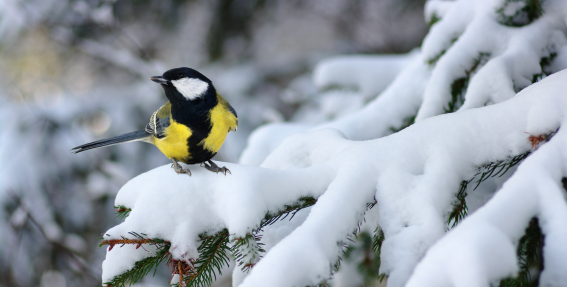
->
[203, 160, 231, 175]
[171, 158, 191, 176]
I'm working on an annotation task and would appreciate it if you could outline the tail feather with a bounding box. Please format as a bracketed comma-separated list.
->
[71, 130, 151, 154]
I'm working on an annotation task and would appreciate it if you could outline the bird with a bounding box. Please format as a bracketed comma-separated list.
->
[71, 67, 238, 176]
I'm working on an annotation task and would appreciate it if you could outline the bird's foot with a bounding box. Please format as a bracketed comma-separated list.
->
[171, 158, 191, 176]
[204, 160, 231, 175]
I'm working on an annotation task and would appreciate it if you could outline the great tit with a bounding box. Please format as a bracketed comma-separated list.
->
[72, 67, 238, 175]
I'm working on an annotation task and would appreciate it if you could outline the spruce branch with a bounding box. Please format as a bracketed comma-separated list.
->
[259, 196, 317, 228]
[99, 234, 169, 251]
[168, 258, 196, 287]
[496, 0, 544, 27]
[114, 205, 132, 219]
[427, 36, 459, 66]
[226, 196, 319, 274]
[448, 130, 557, 227]
[447, 151, 530, 228]
[101, 230, 231, 287]
[532, 52, 557, 83]
[181, 229, 231, 287]
[101, 233, 172, 287]
[527, 129, 557, 150]
[390, 114, 416, 133]
[324, 200, 383, 285]
[372, 227, 385, 255]
[231, 233, 266, 272]
[444, 52, 491, 113]
[447, 180, 470, 227]
[428, 12, 441, 26]
[499, 218, 544, 287]
[341, 228, 386, 286]
[373, 227, 387, 283]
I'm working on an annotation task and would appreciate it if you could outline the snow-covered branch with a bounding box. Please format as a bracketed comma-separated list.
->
[104, 68, 567, 286]
[100, 0, 567, 286]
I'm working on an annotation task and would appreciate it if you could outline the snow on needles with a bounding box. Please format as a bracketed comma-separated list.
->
[104, 67, 567, 286]
[418, 0, 567, 121]
[407, 71, 567, 287]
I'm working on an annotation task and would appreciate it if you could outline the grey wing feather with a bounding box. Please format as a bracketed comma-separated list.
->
[228, 104, 237, 119]
[228, 104, 238, 131]
[145, 109, 170, 139]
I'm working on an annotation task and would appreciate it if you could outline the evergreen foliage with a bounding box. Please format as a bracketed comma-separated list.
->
[428, 12, 441, 26]
[427, 36, 460, 66]
[343, 232, 382, 286]
[93, 0, 567, 285]
[101, 196, 321, 286]
[499, 218, 544, 287]
[180, 230, 231, 287]
[444, 52, 491, 113]
[448, 150, 532, 227]
[230, 233, 265, 272]
[447, 129, 556, 228]
[390, 114, 416, 133]
[532, 52, 557, 83]
[447, 180, 470, 228]
[115, 205, 132, 219]
[496, 0, 544, 27]
[100, 230, 232, 287]
[444, 129, 557, 285]
[100, 234, 172, 287]
[259, 196, 317, 227]
[311, 199, 381, 286]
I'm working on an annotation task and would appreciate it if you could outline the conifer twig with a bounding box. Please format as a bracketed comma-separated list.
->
[447, 130, 557, 228]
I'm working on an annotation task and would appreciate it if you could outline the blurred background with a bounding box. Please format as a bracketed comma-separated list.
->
[0, 0, 428, 286]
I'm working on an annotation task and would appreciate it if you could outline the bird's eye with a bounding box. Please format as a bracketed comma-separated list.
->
[177, 73, 184, 78]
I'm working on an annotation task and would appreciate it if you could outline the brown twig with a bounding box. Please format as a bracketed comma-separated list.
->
[100, 238, 170, 251]
[527, 133, 548, 149]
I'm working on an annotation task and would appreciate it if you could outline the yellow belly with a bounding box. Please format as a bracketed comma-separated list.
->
[199, 98, 238, 153]
[151, 93, 237, 161]
[152, 120, 192, 161]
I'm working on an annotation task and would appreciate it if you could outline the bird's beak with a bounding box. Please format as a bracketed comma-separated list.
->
[150, 76, 168, 85]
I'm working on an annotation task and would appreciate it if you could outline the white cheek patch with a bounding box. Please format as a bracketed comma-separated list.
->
[171, 78, 209, 100]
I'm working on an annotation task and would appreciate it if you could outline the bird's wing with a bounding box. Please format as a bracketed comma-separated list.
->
[216, 93, 238, 132]
[146, 102, 172, 139]
[227, 103, 238, 132]
[227, 103, 237, 119]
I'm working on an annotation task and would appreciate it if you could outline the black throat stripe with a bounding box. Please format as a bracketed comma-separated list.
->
[170, 89, 219, 164]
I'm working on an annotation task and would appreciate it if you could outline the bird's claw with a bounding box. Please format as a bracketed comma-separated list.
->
[171, 158, 191, 176]
[204, 160, 231, 175]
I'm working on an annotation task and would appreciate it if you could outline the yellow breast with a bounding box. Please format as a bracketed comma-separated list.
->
[152, 120, 192, 160]
[199, 94, 238, 154]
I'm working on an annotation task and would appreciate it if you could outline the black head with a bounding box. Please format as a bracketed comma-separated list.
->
[151, 67, 215, 103]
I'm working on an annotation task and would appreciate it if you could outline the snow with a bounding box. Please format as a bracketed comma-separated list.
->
[103, 66, 567, 285]
[313, 52, 416, 99]
[93, 0, 567, 286]
[0, 1, 436, 286]
[408, 107, 567, 286]
[102, 162, 335, 282]
[418, 0, 567, 121]
[239, 51, 428, 165]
